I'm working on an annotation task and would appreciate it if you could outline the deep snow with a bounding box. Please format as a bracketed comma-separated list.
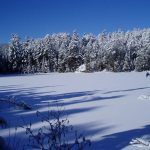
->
[0, 72, 150, 150]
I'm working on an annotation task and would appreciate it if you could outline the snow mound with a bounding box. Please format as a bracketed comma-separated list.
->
[130, 138, 150, 148]
[138, 95, 150, 101]
[75, 64, 86, 73]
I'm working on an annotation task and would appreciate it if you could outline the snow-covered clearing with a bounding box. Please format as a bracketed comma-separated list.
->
[0, 72, 150, 150]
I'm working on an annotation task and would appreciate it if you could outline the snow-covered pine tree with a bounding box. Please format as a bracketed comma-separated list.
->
[1, 28, 150, 73]
[8, 34, 23, 73]
[53, 33, 70, 72]
[66, 31, 83, 72]
[0, 44, 9, 73]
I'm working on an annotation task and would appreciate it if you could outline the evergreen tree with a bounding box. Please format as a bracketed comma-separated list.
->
[9, 34, 23, 72]
[1, 28, 150, 73]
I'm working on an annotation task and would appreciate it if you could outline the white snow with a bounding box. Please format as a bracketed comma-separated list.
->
[75, 64, 86, 73]
[130, 138, 150, 148]
[138, 95, 150, 101]
[0, 72, 150, 150]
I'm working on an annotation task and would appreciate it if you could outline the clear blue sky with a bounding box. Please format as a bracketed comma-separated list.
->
[0, 0, 150, 43]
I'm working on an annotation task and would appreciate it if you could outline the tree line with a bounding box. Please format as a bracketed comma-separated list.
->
[1, 28, 150, 74]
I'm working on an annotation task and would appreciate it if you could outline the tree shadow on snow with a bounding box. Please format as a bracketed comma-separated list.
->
[0, 85, 99, 127]
[0, 84, 126, 129]
[0, 85, 150, 150]
[91, 125, 150, 150]
[103, 87, 150, 94]
[0, 73, 56, 78]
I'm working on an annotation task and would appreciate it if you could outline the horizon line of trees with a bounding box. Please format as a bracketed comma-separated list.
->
[1, 28, 150, 74]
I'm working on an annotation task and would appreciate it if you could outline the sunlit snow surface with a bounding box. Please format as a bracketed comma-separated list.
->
[0, 72, 150, 150]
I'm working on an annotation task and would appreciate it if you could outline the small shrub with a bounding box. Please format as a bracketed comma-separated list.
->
[22, 108, 91, 150]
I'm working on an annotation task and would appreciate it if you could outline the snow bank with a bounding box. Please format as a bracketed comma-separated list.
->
[0, 72, 150, 149]
[75, 64, 86, 73]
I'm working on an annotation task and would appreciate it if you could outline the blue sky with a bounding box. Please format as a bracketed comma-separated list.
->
[0, 0, 150, 43]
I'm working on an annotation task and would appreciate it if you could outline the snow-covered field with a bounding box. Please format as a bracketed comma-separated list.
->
[0, 72, 150, 150]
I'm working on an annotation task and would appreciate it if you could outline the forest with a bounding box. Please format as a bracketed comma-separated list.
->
[1, 28, 150, 74]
